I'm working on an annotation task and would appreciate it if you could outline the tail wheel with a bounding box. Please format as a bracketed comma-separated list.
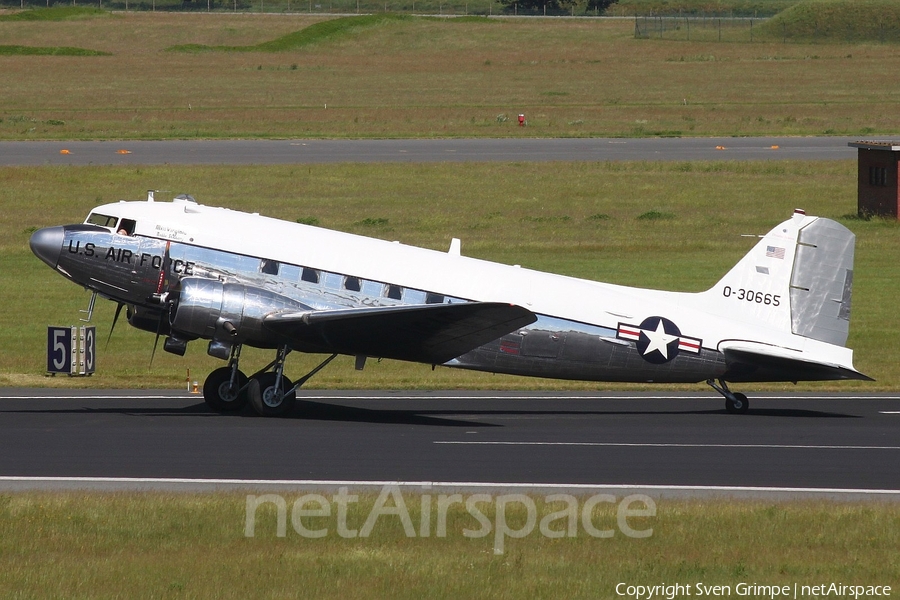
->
[203, 367, 248, 412]
[725, 392, 749, 414]
[249, 372, 296, 417]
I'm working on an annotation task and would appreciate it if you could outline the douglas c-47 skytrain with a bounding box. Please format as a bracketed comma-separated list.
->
[30, 192, 870, 416]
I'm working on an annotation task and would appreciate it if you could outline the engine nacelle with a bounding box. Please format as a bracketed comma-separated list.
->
[170, 277, 309, 350]
[127, 305, 170, 336]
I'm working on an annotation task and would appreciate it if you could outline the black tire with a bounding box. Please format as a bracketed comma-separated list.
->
[725, 392, 749, 414]
[203, 367, 248, 412]
[249, 372, 296, 417]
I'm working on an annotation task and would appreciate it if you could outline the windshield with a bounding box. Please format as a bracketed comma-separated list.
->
[86, 212, 118, 228]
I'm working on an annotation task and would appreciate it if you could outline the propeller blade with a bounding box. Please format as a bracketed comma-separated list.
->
[150, 332, 160, 368]
[106, 302, 125, 350]
[149, 312, 165, 369]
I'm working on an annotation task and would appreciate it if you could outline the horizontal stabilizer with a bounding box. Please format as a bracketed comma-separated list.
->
[720, 341, 872, 383]
[264, 302, 537, 364]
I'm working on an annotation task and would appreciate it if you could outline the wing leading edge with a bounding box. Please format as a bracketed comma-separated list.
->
[264, 302, 537, 364]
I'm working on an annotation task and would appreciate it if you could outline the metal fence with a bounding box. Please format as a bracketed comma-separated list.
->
[634, 15, 900, 44]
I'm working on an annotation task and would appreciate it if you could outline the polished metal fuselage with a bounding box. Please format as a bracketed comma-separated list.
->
[41, 223, 727, 384]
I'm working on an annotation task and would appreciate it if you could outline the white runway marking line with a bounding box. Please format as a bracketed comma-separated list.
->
[0, 476, 897, 496]
[435, 441, 900, 451]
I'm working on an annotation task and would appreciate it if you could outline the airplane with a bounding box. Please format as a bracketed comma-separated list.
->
[30, 192, 870, 417]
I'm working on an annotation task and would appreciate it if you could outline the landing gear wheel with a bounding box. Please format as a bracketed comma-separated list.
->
[203, 367, 249, 412]
[725, 392, 749, 414]
[249, 372, 296, 417]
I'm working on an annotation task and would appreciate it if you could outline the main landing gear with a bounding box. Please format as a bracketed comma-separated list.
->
[202, 344, 338, 417]
[706, 378, 750, 414]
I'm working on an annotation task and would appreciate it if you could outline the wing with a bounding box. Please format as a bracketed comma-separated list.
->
[720, 341, 872, 383]
[263, 302, 537, 364]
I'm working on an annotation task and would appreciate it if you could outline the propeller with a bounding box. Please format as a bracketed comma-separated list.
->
[105, 302, 125, 350]
[150, 317, 163, 368]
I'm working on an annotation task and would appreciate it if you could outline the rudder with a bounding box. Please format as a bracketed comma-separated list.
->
[789, 217, 855, 347]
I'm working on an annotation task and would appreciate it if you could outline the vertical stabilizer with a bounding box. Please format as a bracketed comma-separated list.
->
[701, 211, 856, 348]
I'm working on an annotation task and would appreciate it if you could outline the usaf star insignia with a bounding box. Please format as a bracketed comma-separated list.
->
[617, 316, 702, 364]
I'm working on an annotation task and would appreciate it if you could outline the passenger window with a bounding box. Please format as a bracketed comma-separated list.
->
[344, 276, 361, 292]
[301, 268, 320, 284]
[260, 259, 279, 275]
[386, 284, 402, 300]
[426, 293, 445, 304]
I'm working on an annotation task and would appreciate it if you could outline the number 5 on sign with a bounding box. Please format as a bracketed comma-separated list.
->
[47, 326, 75, 374]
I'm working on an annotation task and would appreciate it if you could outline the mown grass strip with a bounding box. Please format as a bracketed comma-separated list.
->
[0, 45, 110, 56]
[0, 6, 109, 21]
[167, 13, 411, 53]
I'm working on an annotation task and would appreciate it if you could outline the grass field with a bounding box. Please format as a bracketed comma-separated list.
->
[0, 491, 896, 598]
[0, 12, 899, 139]
[3, 159, 897, 391]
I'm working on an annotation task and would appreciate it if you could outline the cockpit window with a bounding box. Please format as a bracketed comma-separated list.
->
[118, 219, 136, 235]
[86, 213, 118, 228]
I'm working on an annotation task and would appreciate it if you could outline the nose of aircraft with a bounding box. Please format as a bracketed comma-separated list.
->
[30, 226, 65, 269]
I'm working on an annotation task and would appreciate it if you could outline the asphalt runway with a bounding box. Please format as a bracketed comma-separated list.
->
[0, 136, 866, 166]
[1, 390, 897, 497]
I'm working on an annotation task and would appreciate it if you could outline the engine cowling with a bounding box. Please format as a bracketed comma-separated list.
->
[170, 277, 309, 349]
[127, 305, 169, 336]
